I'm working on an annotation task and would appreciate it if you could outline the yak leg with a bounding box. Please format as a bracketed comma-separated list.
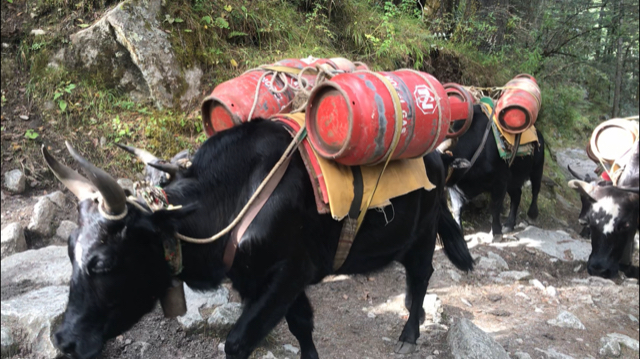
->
[504, 185, 521, 233]
[527, 155, 543, 220]
[490, 182, 508, 241]
[285, 292, 319, 359]
[225, 266, 307, 359]
[397, 225, 437, 354]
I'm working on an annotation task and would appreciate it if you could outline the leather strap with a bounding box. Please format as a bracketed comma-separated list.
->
[451, 105, 494, 185]
[332, 72, 404, 271]
[223, 155, 293, 271]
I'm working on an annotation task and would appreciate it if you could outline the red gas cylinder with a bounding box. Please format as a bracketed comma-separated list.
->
[305, 69, 451, 166]
[201, 57, 366, 137]
[495, 74, 541, 134]
[443, 83, 474, 138]
[201, 69, 296, 137]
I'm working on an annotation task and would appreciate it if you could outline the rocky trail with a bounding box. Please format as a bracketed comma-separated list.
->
[1, 146, 639, 359]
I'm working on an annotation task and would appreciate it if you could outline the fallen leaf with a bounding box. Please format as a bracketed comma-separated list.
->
[343, 294, 348, 300]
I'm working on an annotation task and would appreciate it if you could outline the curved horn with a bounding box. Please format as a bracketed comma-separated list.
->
[41, 145, 98, 201]
[148, 162, 180, 177]
[65, 141, 126, 216]
[436, 138, 454, 153]
[567, 165, 587, 181]
[115, 143, 159, 164]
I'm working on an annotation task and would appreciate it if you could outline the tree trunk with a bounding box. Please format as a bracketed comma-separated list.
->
[594, 0, 608, 61]
[611, 0, 623, 118]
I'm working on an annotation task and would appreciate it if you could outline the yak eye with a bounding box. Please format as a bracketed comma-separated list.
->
[89, 258, 114, 275]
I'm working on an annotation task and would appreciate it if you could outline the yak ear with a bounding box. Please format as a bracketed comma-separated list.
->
[568, 180, 597, 203]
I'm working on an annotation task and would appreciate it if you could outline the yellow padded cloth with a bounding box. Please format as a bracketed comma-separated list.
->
[283, 113, 435, 220]
[481, 103, 538, 145]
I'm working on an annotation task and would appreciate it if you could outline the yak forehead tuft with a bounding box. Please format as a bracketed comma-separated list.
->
[592, 196, 620, 235]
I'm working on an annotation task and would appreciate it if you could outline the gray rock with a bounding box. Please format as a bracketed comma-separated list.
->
[207, 303, 243, 331]
[534, 347, 575, 359]
[477, 257, 505, 271]
[606, 333, 639, 352]
[64, 0, 201, 109]
[487, 251, 509, 270]
[4, 169, 26, 194]
[177, 285, 229, 329]
[513, 352, 532, 359]
[1, 246, 71, 291]
[498, 271, 531, 281]
[499, 226, 591, 261]
[55, 220, 78, 242]
[45, 191, 66, 208]
[629, 314, 639, 323]
[599, 336, 621, 357]
[447, 317, 509, 359]
[556, 148, 594, 182]
[1, 223, 27, 259]
[262, 352, 276, 359]
[423, 293, 442, 324]
[283, 344, 299, 354]
[588, 276, 616, 286]
[117, 178, 135, 195]
[447, 269, 462, 282]
[545, 286, 557, 297]
[130, 341, 151, 357]
[530, 279, 546, 291]
[27, 196, 57, 236]
[547, 311, 585, 330]
[1, 326, 15, 357]
[0, 286, 68, 358]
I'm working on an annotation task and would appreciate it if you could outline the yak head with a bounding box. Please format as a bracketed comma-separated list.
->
[115, 143, 191, 187]
[43, 143, 193, 359]
[569, 179, 639, 278]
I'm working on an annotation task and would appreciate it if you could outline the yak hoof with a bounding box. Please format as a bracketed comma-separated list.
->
[502, 225, 515, 234]
[394, 341, 417, 354]
[492, 233, 504, 243]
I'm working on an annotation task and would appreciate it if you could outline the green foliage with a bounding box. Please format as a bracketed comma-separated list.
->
[538, 84, 591, 140]
[25, 129, 39, 139]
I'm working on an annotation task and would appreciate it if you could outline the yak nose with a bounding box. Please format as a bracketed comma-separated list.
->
[54, 330, 76, 355]
[587, 261, 614, 278]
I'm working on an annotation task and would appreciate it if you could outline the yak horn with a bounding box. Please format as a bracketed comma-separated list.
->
[566, 165, 587, 181]
[115, 143, 159, 164]
[436, 138, 454, 153]
[41, 145, 98, 201]
[148, 162, 180, 177]
[65, 141, 127, 216]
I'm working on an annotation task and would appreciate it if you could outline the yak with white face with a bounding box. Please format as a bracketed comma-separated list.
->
[568, 142, 639, 279]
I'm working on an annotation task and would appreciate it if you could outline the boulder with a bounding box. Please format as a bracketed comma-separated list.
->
[55, 220, 78, 242]
[61, 0, 202, 109]
[45, 191, 66, 208]
[546, 310, 585, 330]
[497, 226, 591, 262]
[498, 271, 531, 281]
[599, 336, 622, 357]
[422, 293, 442, 324]
[1, 326, 16, 357]
[27, 196, 57, 236]
[207, 303, 243, 332]
[0, 286, 68, 358]
[3, 169, 26, 194]
[177, 285, 229, 330]
[1, 223, 27, 259]
[606, 333, 639, 352]
[1, 246, 71, 292]
[447, 317, 509, 359]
